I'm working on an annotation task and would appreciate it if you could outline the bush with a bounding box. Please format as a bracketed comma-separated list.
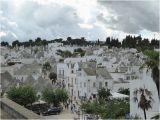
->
[118, 88, 130, 95]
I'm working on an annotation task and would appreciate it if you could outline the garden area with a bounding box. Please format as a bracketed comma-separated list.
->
[81, 88, 130, 119]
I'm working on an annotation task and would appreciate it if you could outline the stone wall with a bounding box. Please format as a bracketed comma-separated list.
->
[0, 97, 42, 119]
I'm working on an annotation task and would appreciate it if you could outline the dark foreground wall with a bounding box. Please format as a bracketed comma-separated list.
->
[0, 97, 42, 119]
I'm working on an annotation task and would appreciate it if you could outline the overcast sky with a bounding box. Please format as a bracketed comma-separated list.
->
[0, 0, 159, 42]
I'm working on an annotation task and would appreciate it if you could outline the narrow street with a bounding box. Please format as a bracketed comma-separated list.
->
[44, 108, 78, 119]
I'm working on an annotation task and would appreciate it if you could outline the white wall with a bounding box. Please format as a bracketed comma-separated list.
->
[130, 70, 159, 119]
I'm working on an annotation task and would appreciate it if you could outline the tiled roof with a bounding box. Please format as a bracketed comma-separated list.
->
[14, 63, 41, 75]
[1, 71, 17, 91]
[83, 68, 96, 76]
[96, 67, 112, 79]
[24, 75, 35, 85]
[33, 76, 52, 92]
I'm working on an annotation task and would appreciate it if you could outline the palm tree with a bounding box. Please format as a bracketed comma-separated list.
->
[133, 87, 153, 120]
[141, 50, 159, 96]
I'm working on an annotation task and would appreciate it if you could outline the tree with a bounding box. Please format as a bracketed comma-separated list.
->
[141, 50, 159, 96]
[118, 88, 130, 95]
[97, 39, 100, 45]
[42, 62, 52, 72]
[74, 48, 86, 57]
[98, 88, 111, 102]
[42, 39, 48, 50]
[133, 87, 153, 119]
[12, 40, 20, 48]
[81, 101, 99, 114]
[35, 37, 42, 46]
[42, 88, 68, 107]
[56, 50, 73, 58]
[67, 37, 72, 42]
[7, 86, 37, 106]
[106, 37, 111, 46]
[101, 99, 129, 119]
[64, 50, 72, 57]
[81, 99, 129, 119]
[55, 88, 68, 105]
[49, 72, 57, 84]
[1, 41, 9, 47]
[42, 88, 58, 106]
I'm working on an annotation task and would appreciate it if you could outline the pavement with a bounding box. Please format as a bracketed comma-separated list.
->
[43, 108, 79, 120]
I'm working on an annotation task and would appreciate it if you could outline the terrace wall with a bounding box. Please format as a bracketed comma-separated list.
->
[0, 97, 42, 119]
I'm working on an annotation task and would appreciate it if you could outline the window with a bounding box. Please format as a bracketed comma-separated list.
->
[99, 82, 102, 89]
[126, 76, 130, 80]
[75, 78, 77, 84]
[62, 70, 64, 75]
[131, 76, 134, 79]
[93, 94, 96, 98]
[93, 82, 96, 88]
[105, 82, 108, 87]
[71, 70, 74, 73]
[84, 82, 86, 87]
[80, 82, 82, 88]
[72, 78, 73, 85]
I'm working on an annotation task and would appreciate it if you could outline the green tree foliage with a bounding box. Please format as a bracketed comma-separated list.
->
[150, 39, 159, 48]
[42, 88, 57, 106]
[63, 37, 89, 46]
[49, 38, 63, 43]
[42, 62, 52, 72]
[81, 101, 99, 114]
[35, 37, 42, 46]
[122, 35, 137, 48]
[55, 88, 68, 104]
[101, 99, 129, 119]
[104, 37, 121, 48]
[98, 88, 111, 102]
[121, 35, 159, 51]
[81, 99, 129, 119]
[81, 88, 129, 119]
[110, 38, 121, 48]
[5, 35, 159, 50]
[48, 72, 57, 84]
[1, 41, 9, 47]
[41, 39, 48, 46]
[105, 37, 111, 46]
[74, 48, 86, 57]
[7, 86, 37, 106]
[11, 37, 49, 48]
[12, 40, 20, 47]
[56, 49, 72, 58]
[42, 88, 68, 107]
[118, 88, 130, 95]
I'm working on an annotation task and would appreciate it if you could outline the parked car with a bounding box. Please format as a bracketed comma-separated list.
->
[42, 107, 62, 116]
[86, 114, 98, 120]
